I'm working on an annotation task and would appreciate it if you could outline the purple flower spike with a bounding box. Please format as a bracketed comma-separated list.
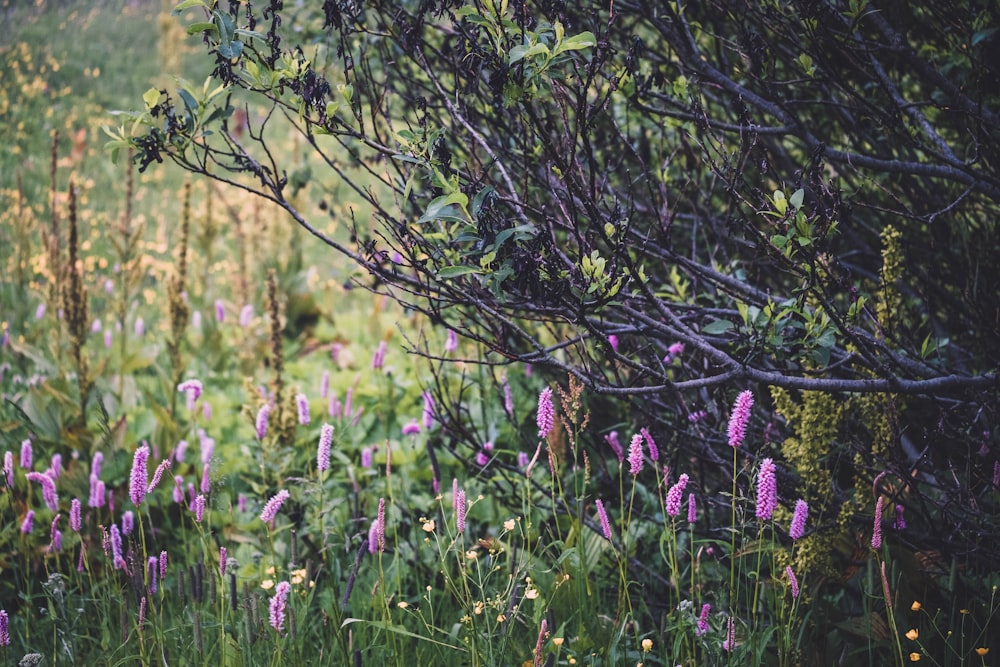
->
[372, 340, 387, 370]
[260, 489, 290, 524]
[455, 487, 467, 534]
[696, 603, 711, 636]
[70, 498, 82, 532]
[402, 419, 421, 436]
[296, 393, 310, 425]
[536, 387, 554, 439]
[595, 499, 613, 542]
[627, 433, 644, 475]
[317, 423, 333, 472]
[641, 427, 659, 462]
[22, 510, 35, 534]
[871, 499, 884, 550]
[687, 493, 697, 524]
[665, 474, 689, 517]
[21, 439, 33, 469]
[269, 581, 291, 635]
[148, 459, 171, 494]
[790, 499, 808, 540]
[727, 390, 754, 448]
[26, 472, 59, 512]
[129, 444, 150, 506]
[255, 404, 271, 441]
[755, 457, 778, 520]
[422, 391, 435, 430]
[376, 497, 386, 553]
[177, 379, 203, 412]
[193, 494, 206, 523]
[605, 431, 623, 462]
[445, 329, 458, 353]
[786, 566, 800, 599]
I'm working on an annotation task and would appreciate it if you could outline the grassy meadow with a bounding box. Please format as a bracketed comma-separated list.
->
[1, 1, 998, 666]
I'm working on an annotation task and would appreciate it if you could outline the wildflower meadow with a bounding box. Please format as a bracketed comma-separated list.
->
[3, 1, 999, 666]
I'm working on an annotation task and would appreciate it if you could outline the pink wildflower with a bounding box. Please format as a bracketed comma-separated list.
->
[628, 433, 644, 475]
[255, 404, 270, 441]
[455, 487, 467, 534]
[260, 489, 290, 524]
[445, 329, 458, 353]
[21, 439, 32, 469]
[129, 444, 150, 506]
[687, 493, 697, 524]
[295, 393, 310, 425]
[536, 387, 554, 439]
[790, 499, 808, 539]
[727, 390, 754, 448]
[372, 340, 387, 369]
[70, 498, 82, 532]
[605, 431, 623, 462]
[193, 494, 206, 523]
[665, 474, 689, 517]
[596, 499, 613, 541]
[402, 419, 421, 436]
[422, 391, 435, 430]
[317, 423, 333, 472]
[872, 499, 884, 550]
[148, 459, 171, 494]
[755, 457, 778, 520]
[786, 566, 800, 599]
[696, 603, 711, 635]
[26, 472, 59, 512]
[269, 581, 291, 635]
[641, 427, 659, 462]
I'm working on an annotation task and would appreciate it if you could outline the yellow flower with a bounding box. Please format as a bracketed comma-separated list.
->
[906, 629, 919, 641]
[524, 588, 539, 600]
[910, 653, 921, 662]
[422, 519, 435, 532]
[465, 549, 478, 560]
[503, 519, 516, 531]
[260, 579, 274, 590]
[290, 568, 307, 585]
[397, 601, 409, 609]
[641, 638, 653, 652]
[976, 648, 989, 656]
[911, 601, 921, 611]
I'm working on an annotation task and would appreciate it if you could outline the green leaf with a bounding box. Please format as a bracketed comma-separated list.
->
[172, 0, 208, 14]
[509, 42, 550, 65]
[436, 265, 482, 279]
[773, 189, 787, 215]
[186, 21, 218, 35]
[702, 319, 734, 335]
[418, 192, 469, 223]
[143, 88, 161, 109]
[554, 31, 596, 55]
[789, 188, 804, 209]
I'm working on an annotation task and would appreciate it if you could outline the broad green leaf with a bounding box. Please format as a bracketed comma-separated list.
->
[773, 189, 787, 215]
[437, 265, 482, 279]
[702, 319, 734, 335]
[143, 87, 161, 109]
[186, 21, 218, 35]
[509, 43, 550, 65]
[555, 31, 596, 55]
[172, 0, 208, 13]
[789, 188, 804, 209]
[418, 192, 469, 223]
